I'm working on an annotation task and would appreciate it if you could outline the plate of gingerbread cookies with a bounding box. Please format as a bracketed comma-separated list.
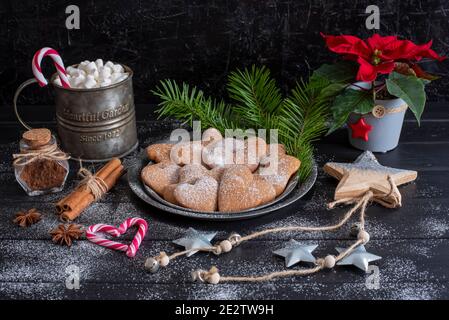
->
[128, 128, 317, 221]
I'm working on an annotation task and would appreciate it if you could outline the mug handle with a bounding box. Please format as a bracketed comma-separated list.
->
[13, 78, 40, 130]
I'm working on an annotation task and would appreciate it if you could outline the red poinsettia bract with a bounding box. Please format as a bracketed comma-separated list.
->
[321, 33, 445, 82]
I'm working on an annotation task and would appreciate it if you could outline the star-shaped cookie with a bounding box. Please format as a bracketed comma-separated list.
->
[324, 151, 417, 200]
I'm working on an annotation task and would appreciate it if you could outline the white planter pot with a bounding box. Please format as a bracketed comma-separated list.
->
[347, 97, 407, 153]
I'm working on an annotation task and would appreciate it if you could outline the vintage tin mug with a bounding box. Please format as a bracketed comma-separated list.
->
[13, 64, 138, 162]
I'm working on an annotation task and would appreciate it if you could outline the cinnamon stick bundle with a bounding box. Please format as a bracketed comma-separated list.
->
[56, 158, 125, 221]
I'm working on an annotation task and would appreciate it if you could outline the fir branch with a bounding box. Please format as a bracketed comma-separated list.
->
[227, 65, 283, 129]
[153, 79, 238, 133]
[152, 67, 336, 181]
[278, 78, 331, 180]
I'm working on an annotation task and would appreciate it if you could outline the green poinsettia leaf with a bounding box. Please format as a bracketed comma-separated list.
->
[386, 72, 426, 124]
[318, 82, 347, 99]
[312, 61, 358, 84]
[327, 88, 373, 134]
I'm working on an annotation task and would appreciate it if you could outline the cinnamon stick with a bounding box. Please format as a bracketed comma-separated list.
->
[56, 158, 124, 221]
[60, 165, 124, 221]
[63, 158, 122, 211]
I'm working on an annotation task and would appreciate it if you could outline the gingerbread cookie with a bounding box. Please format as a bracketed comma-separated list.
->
[266, 143, 286, 156]
[202, 128, 223, 147]
[146, 143, 173, 163]
[252, 174, 277, 205]
[170, 141, 202, 165]
[235, 136, 267, 172]
[174, 176, 218, 211]
[257, 154, 300, 196]
[218, 165, 275, 212]
[141, 161, 180, 195]
[179, 164, 210, 183]
[209, 166, 225, 182]
[162, 184, 179, 205]
[202, 138, 245, 169]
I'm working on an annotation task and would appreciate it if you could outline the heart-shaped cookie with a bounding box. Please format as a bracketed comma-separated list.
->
[162, 184, 179, 205]
[235, 136, 267, 172]
[218, 165, 276, 212]
[146, 143, 173, 163]
[202, 128, 223, 146]
[170, 141, 202, 165]
[174, 176, 218, 211]
[141, 161, 180, 195]
[202, 138, 245, 169]
[86, 217, 148, 258]
[179, 164, 210, 183]
[257, 154, 301, 196]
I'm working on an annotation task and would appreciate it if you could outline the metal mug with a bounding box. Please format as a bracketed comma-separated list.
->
[13, 64, 138, 162]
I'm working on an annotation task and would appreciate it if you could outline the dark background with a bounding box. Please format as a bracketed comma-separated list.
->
[1, 0, 449, 110]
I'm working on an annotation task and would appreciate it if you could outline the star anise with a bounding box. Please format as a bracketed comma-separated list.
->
[13, 208, 42, 227]
[49, 224, 84, 247]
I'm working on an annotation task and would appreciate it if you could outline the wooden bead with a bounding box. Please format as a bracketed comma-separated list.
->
[220, 240, 232, 253]
[159, 253, 170, 267]
[207, 272, 220, 284]
[358, 230, 370, 243]
[324, 255, 336, 269]
[144, 257, 159, 273]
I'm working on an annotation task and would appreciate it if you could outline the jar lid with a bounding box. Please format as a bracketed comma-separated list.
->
[22, 128, 52, 148]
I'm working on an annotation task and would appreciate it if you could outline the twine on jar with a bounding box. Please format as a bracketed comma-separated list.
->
[13, 143, 70, 167]
[77, 166, 109, 201]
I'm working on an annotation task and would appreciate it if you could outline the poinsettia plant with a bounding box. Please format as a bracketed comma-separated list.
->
[316, 33, 445, 133]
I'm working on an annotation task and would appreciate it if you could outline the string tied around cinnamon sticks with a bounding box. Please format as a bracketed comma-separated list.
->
[146, 175, 400, 283]
[13, 142, 70, 167]
[55, 158, 125, 221]
[77, 166, 109, 200]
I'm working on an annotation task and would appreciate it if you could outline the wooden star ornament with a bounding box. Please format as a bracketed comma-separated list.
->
[324, 151, 417, 203]
[349, 117, 372, 141]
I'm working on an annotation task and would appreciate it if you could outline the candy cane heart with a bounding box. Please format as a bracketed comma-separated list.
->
[86, 218, 148, 258]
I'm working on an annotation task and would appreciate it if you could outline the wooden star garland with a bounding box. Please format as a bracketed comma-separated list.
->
[144, 151, 417, 284]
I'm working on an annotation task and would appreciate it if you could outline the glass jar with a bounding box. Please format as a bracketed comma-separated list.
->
[14, 128, 69, 196]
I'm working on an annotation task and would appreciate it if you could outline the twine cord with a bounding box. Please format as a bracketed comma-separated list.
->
[77, 167, 109, 201]
[13, 143, 70, 166]
[149, 176, 400, 284]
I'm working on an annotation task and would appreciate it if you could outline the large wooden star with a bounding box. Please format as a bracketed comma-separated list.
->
[324, 151, 417, 200]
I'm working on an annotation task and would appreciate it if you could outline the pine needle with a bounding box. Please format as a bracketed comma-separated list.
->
[153, 66, 336, 181]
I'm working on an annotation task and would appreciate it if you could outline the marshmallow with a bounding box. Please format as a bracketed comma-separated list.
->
[66, 66, 77, 76]
[85, 61, 98, 74]
[99, 67, 112, 81]
[110, 72, 122, 82]
[112, 64, 124, 73]
[53, 59, 128, 89]
[84, 77, 97, 89]
[53, 78, 62, 86]
[100, 78, 112, 87]
[73, 74, 86, 88]
[95, 58, 104, 68]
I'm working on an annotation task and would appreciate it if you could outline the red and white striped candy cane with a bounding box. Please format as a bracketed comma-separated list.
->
[32, 47, 71, 88]
[86, 217, 148, 258]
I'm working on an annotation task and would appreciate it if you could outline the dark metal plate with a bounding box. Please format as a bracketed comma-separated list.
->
[128, 149, 317, 221]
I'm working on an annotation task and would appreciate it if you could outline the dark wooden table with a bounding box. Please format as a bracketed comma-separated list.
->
[1, 104, 448, 300]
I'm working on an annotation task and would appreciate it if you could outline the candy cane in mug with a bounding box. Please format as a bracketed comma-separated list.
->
[86, 217, 148, 258]
[32, 47, 71, 88]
